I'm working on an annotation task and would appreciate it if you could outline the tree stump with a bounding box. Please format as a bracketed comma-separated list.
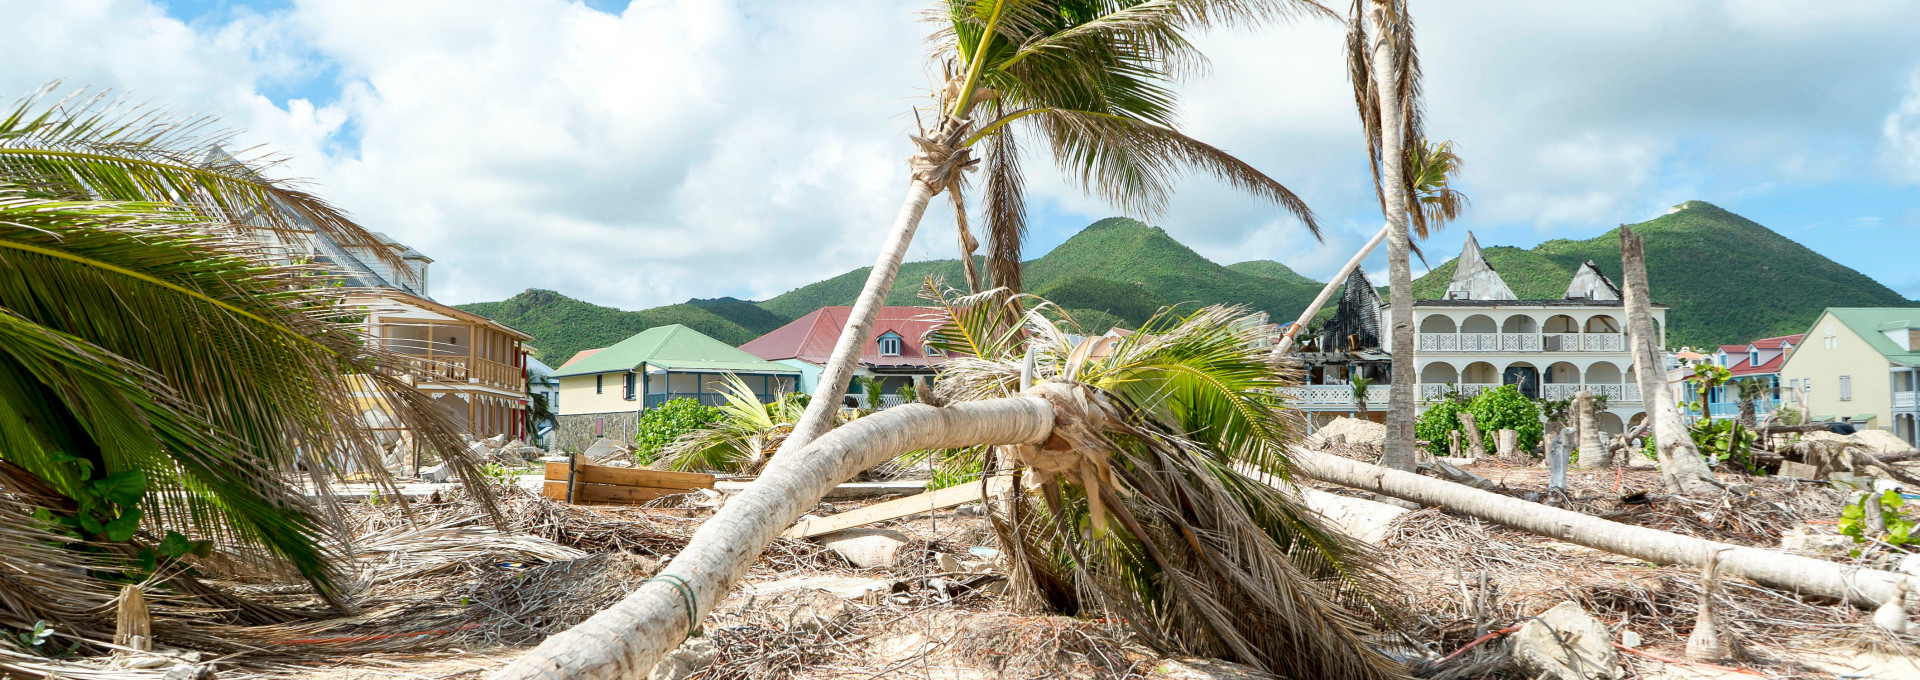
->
[1574, 391, 1611, 469]
[1458, 411, 1487, 458]
[1497, 429, 1517, 460]
[1449, 430, 1462, 458]
[115, 584, 150, 652]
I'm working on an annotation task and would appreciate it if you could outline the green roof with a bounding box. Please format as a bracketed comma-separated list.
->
[550, 324, 800, 378]
[1824, 308, 1920, 367]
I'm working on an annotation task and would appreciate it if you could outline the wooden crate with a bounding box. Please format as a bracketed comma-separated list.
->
[542, 457, 715, 505]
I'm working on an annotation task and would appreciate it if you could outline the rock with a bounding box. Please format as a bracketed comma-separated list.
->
[935, 552, 961, 573]
[162, 664, 215, 680]
[1777, 461, 1820, 480]
[760, 589, 857, 633]
[817, 528, 910, 568]
[691, 488, 725, 509]
[582, 437, 631, 462]
[647, 636, 715, 680]
[418, 462, 453, 483]
[1780, 526, 1854, 555]
[1618, 630, 1641, 649]
[1627, 452, 1658, 468]
[1510, 601, 1624, 680]
[484, 433, 510, 448]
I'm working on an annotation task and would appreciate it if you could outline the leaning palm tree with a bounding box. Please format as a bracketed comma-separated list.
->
[0, 88, 494, 630]
[772, 0, 1332, 461]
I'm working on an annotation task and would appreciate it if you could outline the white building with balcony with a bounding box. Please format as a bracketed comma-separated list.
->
[1400, 234, 1666, 435]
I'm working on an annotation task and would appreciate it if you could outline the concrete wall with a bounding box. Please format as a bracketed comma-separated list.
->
[776, 358, 823, 394]
[1781, 311, 1893, 429]
[555, 412, 640, 454]
[557, 372, 638, 415]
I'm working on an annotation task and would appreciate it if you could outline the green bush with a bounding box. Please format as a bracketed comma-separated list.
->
[1467, 385, 1543, 454]
[1414, 395, 1470, 451]
[634, 398, 722, 464]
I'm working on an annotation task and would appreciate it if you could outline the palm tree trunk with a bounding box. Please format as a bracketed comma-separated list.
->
[1621, 225, 1717, 493]
[1291, 448, 1916, 609]
[1574, 391, 1611, 469]
[1371, 2, 1417, 472]
[777, 179, 939, 457]
[494, 398, 1054, 680]
[1274, 222, 1389, 355]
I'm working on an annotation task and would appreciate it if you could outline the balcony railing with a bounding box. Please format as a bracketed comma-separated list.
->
[1420, 383, 1500, 400]
[1897, 391, 1918, 411]
[1277, 385, 1392, 408]
[395, 355, 523, 391]
[1707, 399, 1778, 418]
[1421, 332, 1625, 353]
[1428, 382, 1640, 402]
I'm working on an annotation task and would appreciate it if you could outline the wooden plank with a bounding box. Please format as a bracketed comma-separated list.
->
[542, 462, 715, 490]
[542, 480, 688, 505]
[782, 476, 1014, 539]
[715, 479, 926, 499]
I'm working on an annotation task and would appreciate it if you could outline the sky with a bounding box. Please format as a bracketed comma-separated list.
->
[5, 0, 1920, 310]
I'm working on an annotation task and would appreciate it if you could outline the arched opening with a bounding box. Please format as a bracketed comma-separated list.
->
[1544, 315, 1580, 333]
[1502, 315, 1539, 334]
[1584, 315, 1621, 333]
[1420, 315, 1457, 334]
[1627, 412, 1647, 429]
[1421, 363, 1459, 383]
[1544, 314, 1580, 351]
[1504, 361, 1540, 399]
[1461, 314, 1498, 334]
[1545, 361, 1580, 399]
[1586, 361, 1623, 400]
[1597, 412, 1625, 435]
[1462, 361, 1499, 387]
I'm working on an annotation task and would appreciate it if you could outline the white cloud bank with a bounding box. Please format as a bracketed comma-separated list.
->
[3, 0, 1918, 308]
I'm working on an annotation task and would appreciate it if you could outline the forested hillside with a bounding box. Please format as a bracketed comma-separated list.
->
[457, 290, 774, 365]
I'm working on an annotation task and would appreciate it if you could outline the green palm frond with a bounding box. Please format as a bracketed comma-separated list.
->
[657, 374, 798, 474]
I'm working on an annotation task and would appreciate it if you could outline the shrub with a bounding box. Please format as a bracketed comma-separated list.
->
[1414, 396, 1470, 452]
[1466, 385, 1544, 454]
[634, 398, 723, 464]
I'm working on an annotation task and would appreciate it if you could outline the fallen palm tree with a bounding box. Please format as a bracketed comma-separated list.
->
[1290, 448, 1915, 609]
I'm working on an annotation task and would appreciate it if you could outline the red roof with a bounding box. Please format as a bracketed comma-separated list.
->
[740, 306, 949, 369]
[558, 348, 604, 370]
[1751, 334, 1802, 349]
[1725, 334, 1802, 378]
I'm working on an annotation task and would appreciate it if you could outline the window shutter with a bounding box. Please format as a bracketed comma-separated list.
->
[1840, 375, 1852, 401]
[596, 374, 603, 394]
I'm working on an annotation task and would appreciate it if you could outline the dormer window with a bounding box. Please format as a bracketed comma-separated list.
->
[878, 332, 903, 357]
[926, 345, 943, 357]
[1749, 347, 1760, 367]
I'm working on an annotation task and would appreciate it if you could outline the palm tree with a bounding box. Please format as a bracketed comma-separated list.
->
[1344, 0, 1429, 471]
[772, 0, 1332, 461]
[1734, 377, 1770, 428]
[655, 374, 811, 474]
[0, 88, 493, 621]
[1350, 375, 1375, 417]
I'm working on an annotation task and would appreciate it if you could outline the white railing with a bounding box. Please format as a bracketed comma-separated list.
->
[1541, 383, 1583, 400]
[1896, 391, 1918, 410]
[1277, 385, 1392, 408]
[1420, 383, 1499, 400]
[1427, 382, 1643, 403]
[1417, 332, 1627, 353]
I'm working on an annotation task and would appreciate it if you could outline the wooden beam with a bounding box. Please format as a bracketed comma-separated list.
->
[782, 475, 1013, 539]
[542, 480, 686, 505]
[543, 462, 715, 490]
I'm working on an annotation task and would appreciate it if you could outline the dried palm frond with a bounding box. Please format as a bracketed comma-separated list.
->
[923, 284, 1405, 679]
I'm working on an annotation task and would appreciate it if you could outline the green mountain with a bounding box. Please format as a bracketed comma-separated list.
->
[1409, 201, 1912, 347]
[758, 217, 1325, 327]
[457, 289, 772, 365]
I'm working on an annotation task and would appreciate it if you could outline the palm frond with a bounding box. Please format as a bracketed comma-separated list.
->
[981, 99, 1029, 294]
[656, 374, 794, 474]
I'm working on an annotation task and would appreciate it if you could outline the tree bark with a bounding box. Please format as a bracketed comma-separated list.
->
[1620, 225, 1717, 493]
[1273, 223, 1389, 355]
[1458, 410, 1486, 458]
[1574, 391, 1610, 469]
[1372, 2, 1417, 472]
[776, 180, 939, 458]
[1290, 448, 1918, 609]
[1496, 429, 1517, 460]
[494, 399, 1054, 680]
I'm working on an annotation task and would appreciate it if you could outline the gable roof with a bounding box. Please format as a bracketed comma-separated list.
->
[551, 324, 799, 377]
[1444, 232, 1517, 300]
[559, 348, 604, 370]
[1822, 308, 1920, 367]
[1751, 335, 1800, 350]
[1562, 261, 1621, 300]
[741, 306, 948, 369]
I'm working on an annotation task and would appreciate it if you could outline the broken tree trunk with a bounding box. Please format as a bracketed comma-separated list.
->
[1574, 391, 1610, 469]
[1496, 429, 1517, 460]
[1273, 222, 1390, 355]
[493, 399, 1054, 680]
[1621, 225, 1717, 493]
[1290, 447, 1917, 609]
[1458, 411, 1487, 458]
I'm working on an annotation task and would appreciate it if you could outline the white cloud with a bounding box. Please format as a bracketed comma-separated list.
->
[4, 0, 1918, 309]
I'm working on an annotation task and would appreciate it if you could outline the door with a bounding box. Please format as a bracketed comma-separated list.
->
[1503, 366, 1540, 399]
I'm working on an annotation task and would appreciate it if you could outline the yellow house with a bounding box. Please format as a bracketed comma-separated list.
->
[550, 324, 799, 453]
[1778, 308, 1920, 446]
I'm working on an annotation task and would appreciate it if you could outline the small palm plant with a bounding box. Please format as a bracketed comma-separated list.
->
[656, 375, 808, 474]
[1350, 375, 1376, 416]
[922, 285, 1400, 679]
[1734, 377, 1770, 427]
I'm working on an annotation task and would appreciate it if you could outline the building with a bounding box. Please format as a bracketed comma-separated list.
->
[349, 289, 534, 441]
[550, 324, 800, 452]
[1278, 268, 1392, 424]
[526, 356, 560, 446]
[740, 306, 949, 408]
[1400, 233, 1666, 435]
[1778, 308, 1920, 445]
[1679, 335, 1800, 421]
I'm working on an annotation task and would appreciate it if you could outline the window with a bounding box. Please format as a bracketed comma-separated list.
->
[1824, 324, 1838, 350]
[1839, 375, 1852, 401]
[878, 333, 902, 357]
[624, 373, 636, 401]
[596, 374, 603, 394]
[1749, 347, 1760, 367]
[926, 345, 944, 357]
